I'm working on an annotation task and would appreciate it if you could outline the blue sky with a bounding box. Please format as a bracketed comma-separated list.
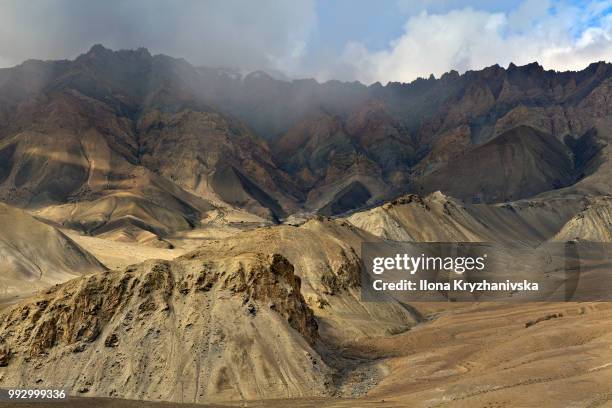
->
[0, 0, 610, 83]
[314, 0, 408, 52]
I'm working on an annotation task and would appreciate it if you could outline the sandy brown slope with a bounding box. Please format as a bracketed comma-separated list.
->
[345, 192, 583, 244]
[34, 191, 200, 249]
[0, 203, 105, 299]
[328, 302, 612, 408]
[250, 302, 612, 408]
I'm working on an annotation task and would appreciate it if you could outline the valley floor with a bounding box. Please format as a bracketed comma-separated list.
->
[5, 301, 612, 408]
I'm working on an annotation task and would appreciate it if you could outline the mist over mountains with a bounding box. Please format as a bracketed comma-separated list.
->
[0, 45, 611, 406]
[0, 45, 610, 227]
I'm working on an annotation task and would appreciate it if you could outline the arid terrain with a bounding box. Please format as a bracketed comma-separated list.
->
[0, 46, 611, 407]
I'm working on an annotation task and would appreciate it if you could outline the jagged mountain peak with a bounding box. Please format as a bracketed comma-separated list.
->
[0, 45, 611, 224]
[81, 43, 152, 61]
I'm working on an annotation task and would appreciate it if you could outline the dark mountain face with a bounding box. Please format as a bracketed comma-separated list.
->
[415, 126, 578, 202]
[0, 45, 610, 226]
[190, 56, 612, 210]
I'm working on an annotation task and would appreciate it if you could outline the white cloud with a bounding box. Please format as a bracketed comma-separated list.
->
[330, 0, 612, 84]
[0, 0, 609, 84]
[0, 0, 317, 70]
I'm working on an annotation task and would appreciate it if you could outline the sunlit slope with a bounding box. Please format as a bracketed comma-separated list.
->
[346, 192, 582, 244]
[0, 203, 106, 298]
[0, 253, 331, 402]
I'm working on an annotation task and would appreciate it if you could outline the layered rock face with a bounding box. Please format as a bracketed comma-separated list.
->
[137, 109, 301, 220]
[415, 126, 577, 202]
[0, 253, 330, 402]
[194, 59, 612, 213]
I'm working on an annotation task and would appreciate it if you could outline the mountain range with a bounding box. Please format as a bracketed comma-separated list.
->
[1, 46, 610, 226]
[0, 45, 611, 406]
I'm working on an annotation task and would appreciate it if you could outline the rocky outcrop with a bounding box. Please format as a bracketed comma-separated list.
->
[0, 252, 328, 402]
[553, 196, 612, 241]
[188, 218, 419, 341]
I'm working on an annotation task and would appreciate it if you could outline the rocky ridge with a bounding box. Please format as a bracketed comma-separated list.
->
[0, 253, 330, 402]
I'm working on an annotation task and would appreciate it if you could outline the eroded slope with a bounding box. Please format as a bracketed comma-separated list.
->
[0, 253, 331, 403]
